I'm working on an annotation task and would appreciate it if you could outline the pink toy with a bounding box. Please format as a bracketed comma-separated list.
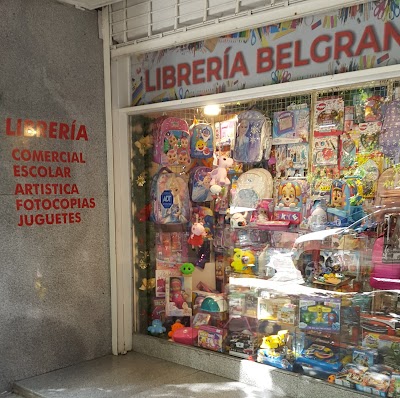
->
[170, 277, 187, 309]
[188, 222, 207, 249]
[209, 156, 233, 188]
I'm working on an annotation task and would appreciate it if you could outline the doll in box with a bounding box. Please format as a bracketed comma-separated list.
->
[169, 277, 189, 309]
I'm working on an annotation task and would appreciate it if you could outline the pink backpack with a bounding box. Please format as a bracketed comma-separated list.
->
[370, 236, 400, 290]
[152, 117, 190, 166]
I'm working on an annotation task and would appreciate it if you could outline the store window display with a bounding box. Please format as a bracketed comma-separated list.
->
[131, 82, 400, 397]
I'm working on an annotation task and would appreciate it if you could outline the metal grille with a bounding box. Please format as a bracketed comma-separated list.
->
[110, 0, 321, 47]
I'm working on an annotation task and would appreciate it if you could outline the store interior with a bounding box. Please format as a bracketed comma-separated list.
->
[130, 78, 400, 397]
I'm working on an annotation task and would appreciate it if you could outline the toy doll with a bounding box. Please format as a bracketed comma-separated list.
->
[169, 277, 188, 309]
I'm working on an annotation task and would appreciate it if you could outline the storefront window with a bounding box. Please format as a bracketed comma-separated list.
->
[130, 80, 400, 397]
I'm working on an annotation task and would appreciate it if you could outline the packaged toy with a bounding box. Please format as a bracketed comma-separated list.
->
[190, 122, 214, 159]
[380, 99, 400, 158]
[275, 179, 307, 225]
[298, 297, 341, 333]
[313, 136, 338, 166]
[233, 110, 271, 163]
[296, 343, 343, 379]
[229, 330, 260, 359]
[152, 116, 190, 166]
[272, 107, 309, 144]
[150, 168, 190, 225]
[189, 166, 213, 202]
[214, 118, 236, 148]
[198, 325, 227, 352]
[166, 276, 192, 317]
[326, 179, 352, 227]
[313, 97, 344, 137]
[230, 168, 273, 211]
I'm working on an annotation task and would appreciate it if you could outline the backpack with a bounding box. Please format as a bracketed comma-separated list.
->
[371, 235, 400, 290]
[233, 110, 272, 163]
[375, 167, 400, 208]
[380, 99, 400, 158]
[275, 179, 308, 225]
[230, 168, 273, 210]
[190, 123, 214, 159]
[152, 117, 191, 166]
[150, 168, 191, 225]
[189, 166, 213, 202]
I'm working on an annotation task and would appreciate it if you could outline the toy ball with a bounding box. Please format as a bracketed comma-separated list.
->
[327, 375, 336, 383]
[180, 262, 195, 275]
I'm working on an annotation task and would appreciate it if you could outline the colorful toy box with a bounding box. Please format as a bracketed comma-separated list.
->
[298, 297, 341, 333]
[229, 331, 260, 359]
[197, 325, 227, 352]
[295, 343, 343, 379]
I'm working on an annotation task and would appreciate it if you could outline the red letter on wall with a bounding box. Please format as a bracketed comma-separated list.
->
[310, 35, 332, 63]
[383, 21, 400, 51]
[256, 48, 274, 73]
[334, 30, 355, 59]
[276, 42, 292, 69]
[163, 66, 176, 89]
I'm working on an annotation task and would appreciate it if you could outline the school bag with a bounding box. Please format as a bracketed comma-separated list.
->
[275, 179, 308, 225]
[380, 99, 400, 158]
[189, 166, 213, 202]
[190, 123, 214, 159]
[152, 117, 191, 167]
[371, 235, 400, 290]
[375, 167, 400, 208]
[233, 110, 272, 163]
[230, 168, 273, 210]
[150, 167, 191, 225]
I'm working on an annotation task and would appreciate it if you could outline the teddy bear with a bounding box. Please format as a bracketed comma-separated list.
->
[208, 156, 233, 191]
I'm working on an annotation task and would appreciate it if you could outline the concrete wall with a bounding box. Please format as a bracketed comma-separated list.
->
[0, 0, 111, 392]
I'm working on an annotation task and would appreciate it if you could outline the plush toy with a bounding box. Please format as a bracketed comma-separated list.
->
[230, 211, 248, 228]
[187, 222, 207, 249]
[209, 156, 233, 189]
[180, 262, 195, 275]
[147, 319, 166, 336]
[231, 248, 255, 274]
[168, 319, 185, 338]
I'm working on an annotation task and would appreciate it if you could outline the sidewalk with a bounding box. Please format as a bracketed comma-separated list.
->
[12, 352, 280, 398]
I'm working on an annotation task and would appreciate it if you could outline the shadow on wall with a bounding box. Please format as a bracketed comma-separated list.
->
[0, 315, 88, 392]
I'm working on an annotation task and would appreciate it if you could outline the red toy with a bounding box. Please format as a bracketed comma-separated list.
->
[188, 222, 207, 249]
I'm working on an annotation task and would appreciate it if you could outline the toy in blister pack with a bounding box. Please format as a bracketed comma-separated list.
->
[166, 276, 192, 317]
[190, 123, 214, 159]
[358, 122, 381, 152]
[152, 117, 191, 166]
[272, 107, 309, 145]
[298, 297, 341, 333]
[230, 168, 273, 210]
[150, 168, 191, 224]
[233, 110, 272, 163]
[339, 134, 357, 169]
[354, 154, 382, 199]
[364, 95, 385, 122]
[214, 118, 236, 147]
[314, 97, 344, 137]
[286, 143, 309, 176]
[313, 136, 338, 166]
[375, 167, 400, 207]
[381, 99, 400, 158]
[189, 166, 213, 202]
[275, 179, 308, 225]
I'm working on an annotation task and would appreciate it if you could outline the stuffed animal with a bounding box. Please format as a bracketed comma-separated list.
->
[209, 156, 233, 189]
[230, 212, 248, 228]
[147, 319, 166, 336]
[187, 222, 207, 249]
[231, 248, 255, 274]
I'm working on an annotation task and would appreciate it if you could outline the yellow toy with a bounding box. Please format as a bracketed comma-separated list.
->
[260, 330, 288, 349]
[308, 304, 332, 323]
[231, 248, 255, 274]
